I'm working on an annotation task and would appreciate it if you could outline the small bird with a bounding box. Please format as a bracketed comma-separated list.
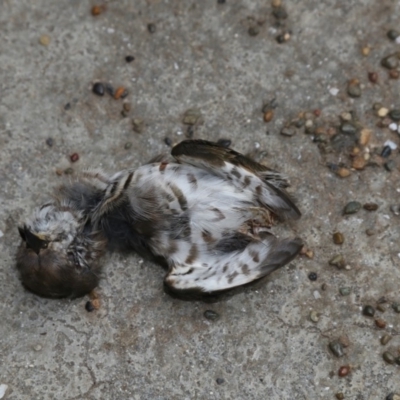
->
[16, 139, 302, 300]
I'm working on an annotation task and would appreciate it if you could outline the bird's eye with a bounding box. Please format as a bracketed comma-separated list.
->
[42, 242, 49, 249]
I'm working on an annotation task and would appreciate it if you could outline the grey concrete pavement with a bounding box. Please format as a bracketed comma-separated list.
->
[1, 1, 400, 399]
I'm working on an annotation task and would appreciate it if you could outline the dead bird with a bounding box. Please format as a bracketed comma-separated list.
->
[16, 139, 302, 299]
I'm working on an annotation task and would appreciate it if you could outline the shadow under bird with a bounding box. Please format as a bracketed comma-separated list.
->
[16, 139, 302, 299]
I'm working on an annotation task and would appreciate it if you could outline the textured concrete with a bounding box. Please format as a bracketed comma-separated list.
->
[1, 0, 400, 399]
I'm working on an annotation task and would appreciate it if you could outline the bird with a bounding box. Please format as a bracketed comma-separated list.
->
[16, 139, 302, 300]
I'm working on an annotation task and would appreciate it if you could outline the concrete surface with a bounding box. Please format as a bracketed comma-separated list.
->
[1, 0, 400, 399]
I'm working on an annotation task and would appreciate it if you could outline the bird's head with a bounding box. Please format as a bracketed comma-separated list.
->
[18, 203, 81, 254]
[16, 203, 106, 298]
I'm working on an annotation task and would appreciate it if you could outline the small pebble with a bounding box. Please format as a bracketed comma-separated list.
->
[64, 102, 71, 110]
[46, 138, 54, 147]
[359, 128, 371, 145]
[132, 118, 144, 133]
[339, 287, 351, 296]
[340, 122, 357, 135]
[377, 304, 386, 312]
[389, 109, 400, 121]
[248, 26, 260, 37]
[92, 82, 105, 96]
[381, 335, 393, 345]
[365, 228, 375, 236]
[64, 168, 73, 175]
[338, 365, 350, 377]
[329, 255, 345, 269]
[363, 203, 378, 211]
[124, 142, 132, 150]
[85, 301, 95, 312]
[271, 0, 281, 6]
[305, 249, 314, 258]
[389, 70, 399, 79]
[39, 35, 50, 46]
[313, 290, 321, 300]
[91, 5, 105, 16]
[381, 54, 399, 69]
[329, 341, 344, 357]
[309, 311, 319, 323]
[375, 318, 386, 329]
[333, 232, 344, 245]
[204, 310, 219, 321]
[34, 344, 42, 351]
[264, 110, 274, 123]
[329, 87, 339, 96]
[276, 32, 290, 43]
[337, 168, 351, 178]
[368, 72, 378, 83]
[343, 201, 361, 215]
[216, 378, 225, 385]
[389, 122, 398, 131]
[217, 139, 232, 148]
[377, 107, 389, 117]
[381, 145, 392, 158]
[182, 109, 202, 125]
[304, 118, 314, 129]
[392, 303, 400, 313]
[335, 394, 345, 400]
[383, 351, 396, 364]
[70, 153, 79, 163]
[114, 87, 128, 100]
[352, 155, 366, 170]
[363, 305, 375, 317]
[384, 140, 397, 150]
[308, 272, 317, 281]
[347, 80, 361, 98]
[125, 55, 135, 62]
[281, 126, 296, 137]
[385, 160, 396, 172]
[387, 30, 400, 41]
[361, 46, 370, 56]
[147, 23, 156, 33]
[340, 112, 352, 121]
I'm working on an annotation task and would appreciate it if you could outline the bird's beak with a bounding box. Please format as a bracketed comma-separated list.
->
[24, 227, 46, 255]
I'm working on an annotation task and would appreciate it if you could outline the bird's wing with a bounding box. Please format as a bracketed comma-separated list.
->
[164, 234, 303, 299]
[171, 140, 301, 220]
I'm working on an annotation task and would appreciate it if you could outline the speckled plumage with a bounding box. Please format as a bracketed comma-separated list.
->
[16, 139, 302, 299]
